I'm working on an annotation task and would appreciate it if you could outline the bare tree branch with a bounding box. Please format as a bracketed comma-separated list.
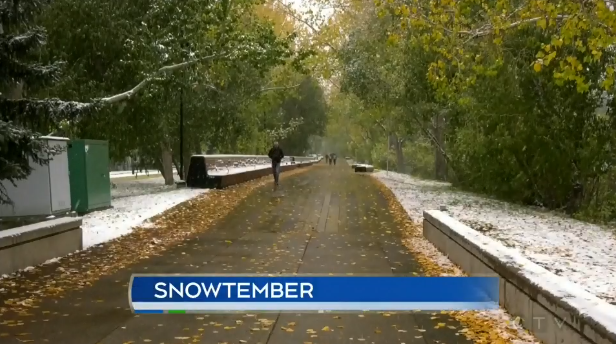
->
[460, 14, 572, 41]
[260, 84, 300, 92]
[374, 119, 387, 132]
[267, 117, 304, 140]
[99, 53, 227, 103]
[409, 112, 453, 166]
[275, 0, 339, 53]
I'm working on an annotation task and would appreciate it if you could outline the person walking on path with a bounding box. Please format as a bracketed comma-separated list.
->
[332, 153, 337, 165]
[325, 154, 329, 164]
[268, 142, 284, 190]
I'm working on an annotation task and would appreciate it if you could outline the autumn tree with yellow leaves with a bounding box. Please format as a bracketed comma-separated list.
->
[320, 0, 616, 220]
[380, 0, 616, 94]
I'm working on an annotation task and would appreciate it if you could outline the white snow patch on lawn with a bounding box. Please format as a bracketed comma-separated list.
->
[110, 169, 163, 179]
[374, 171, 616, 304]
[82, 188, 208, 248]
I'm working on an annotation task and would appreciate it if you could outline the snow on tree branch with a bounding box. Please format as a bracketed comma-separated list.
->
[0, 54, 229, 123]
[267, 117, 304, 141]
[99, 53, 227, 104]
[260, 84, 300, 92]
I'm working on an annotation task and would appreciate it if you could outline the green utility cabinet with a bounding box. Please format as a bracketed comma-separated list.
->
[68, 139, 112, 213]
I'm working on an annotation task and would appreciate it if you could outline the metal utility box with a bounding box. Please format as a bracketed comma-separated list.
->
[0, 136, 72, 217]
[68, 139, 112, 213]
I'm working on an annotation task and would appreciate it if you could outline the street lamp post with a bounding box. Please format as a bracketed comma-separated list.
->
[179, 27, 187, 182]
[179, 87, 184, 180]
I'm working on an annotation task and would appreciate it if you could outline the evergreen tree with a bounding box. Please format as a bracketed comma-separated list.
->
[0, 0, 67, 205]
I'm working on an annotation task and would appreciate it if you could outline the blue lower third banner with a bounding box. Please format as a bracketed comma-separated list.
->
[129, 275, 499, 313]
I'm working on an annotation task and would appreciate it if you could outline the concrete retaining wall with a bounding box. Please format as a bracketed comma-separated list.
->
[423, 210, 616, 344]
[214, 161, 314, 189]
[0, 217, 83, 275]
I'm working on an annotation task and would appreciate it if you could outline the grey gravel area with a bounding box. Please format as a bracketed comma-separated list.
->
[111, 176, 179, 199]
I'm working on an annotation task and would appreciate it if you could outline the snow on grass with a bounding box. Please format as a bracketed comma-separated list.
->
[374, 171, 616, 304]
[379, 177, 541, 343]
[82, 188, 208, 248]
[0, 188, 208, 280]
[110, 169, 163, 179]
[111, 175, 179, 199]
[428, 210, 616, 338]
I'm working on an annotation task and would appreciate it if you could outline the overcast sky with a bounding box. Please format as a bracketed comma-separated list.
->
[282, 0, 335, 22]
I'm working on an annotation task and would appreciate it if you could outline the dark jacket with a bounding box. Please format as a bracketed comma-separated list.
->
[268, 147, 284, 163]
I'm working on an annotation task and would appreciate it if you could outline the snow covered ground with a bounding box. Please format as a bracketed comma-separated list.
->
[82, 188, 208, 248]
[110, 169, 163, 179]
[111, 175, 179, 199]
[375, 171, 616, 304]
[0, 185, 208, 279]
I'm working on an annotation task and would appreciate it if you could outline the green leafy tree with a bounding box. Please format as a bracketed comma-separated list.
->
[30, 0, 303, 185]
[279, 77, 328, 155]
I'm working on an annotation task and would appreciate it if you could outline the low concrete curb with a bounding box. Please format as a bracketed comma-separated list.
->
[423, 210, 616, 344]
[0, 217, 83, 275]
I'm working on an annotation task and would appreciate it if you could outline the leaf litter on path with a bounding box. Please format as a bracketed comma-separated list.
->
[0, 167, 315, 318]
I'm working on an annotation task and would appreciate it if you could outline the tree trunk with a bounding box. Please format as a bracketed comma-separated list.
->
[434, 111, 448, 181]
[194, 139, 203, 154]
[2, 82, 24, 123]
[395, 138, 405, 174]
[160, 142, 175, 185]
[182, 141, 194, 180]
[5, 82, 24, 100]
[388, 134, 405, 173]
[172, 160, 179, 176]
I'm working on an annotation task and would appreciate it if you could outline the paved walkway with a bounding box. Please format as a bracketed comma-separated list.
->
[0, 161, 470, 344]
